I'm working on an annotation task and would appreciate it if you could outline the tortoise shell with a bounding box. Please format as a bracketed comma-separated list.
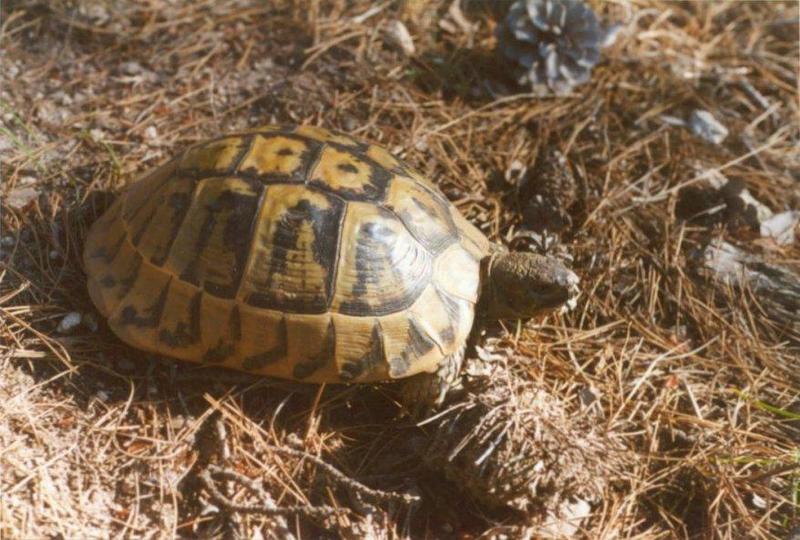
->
[83, 125, 491, 383]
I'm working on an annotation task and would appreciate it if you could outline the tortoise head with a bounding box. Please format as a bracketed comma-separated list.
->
[482, 251, 580, 320]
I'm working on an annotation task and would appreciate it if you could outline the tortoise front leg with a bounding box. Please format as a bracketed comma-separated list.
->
[398, 345, 466, 414]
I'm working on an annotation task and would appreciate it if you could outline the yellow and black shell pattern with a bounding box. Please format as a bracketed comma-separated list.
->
[83, 125, 491, 383]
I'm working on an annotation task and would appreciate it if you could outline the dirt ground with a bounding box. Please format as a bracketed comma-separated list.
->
[1, 1, 798, 538]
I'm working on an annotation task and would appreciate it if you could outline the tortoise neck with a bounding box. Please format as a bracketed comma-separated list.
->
[477, 251, 503, 322]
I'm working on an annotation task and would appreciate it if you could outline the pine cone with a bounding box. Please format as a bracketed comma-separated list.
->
[496, 0, 618, 94]
[519, 149, 577, 235]
[421, 348, 628, 516]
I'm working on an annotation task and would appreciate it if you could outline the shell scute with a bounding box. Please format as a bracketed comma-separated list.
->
[179, 136, 249, 176]
[199, 298, 241, 365]
[293, 125, 363, 148]
[130, 175, 195, 266]
[365, 143, 402, 172]
[163, 177, 262, 298]
[335, 317, 388, 382]
[331, 202, 433, 317]
[238, 134, 315, 180]
[384, 174, 459, 255]
[309, 145, 391, 201]
[106, 260, 172, 349]
[156, 281, 203, 353]
[231, 306, 289, 375]
[238, 184, 345, 314]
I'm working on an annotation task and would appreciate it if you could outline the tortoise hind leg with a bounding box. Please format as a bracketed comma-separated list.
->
[398, 345, 466, 415]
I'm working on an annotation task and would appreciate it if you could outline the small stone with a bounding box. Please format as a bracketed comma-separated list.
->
[89, 128, 106, 142]
[254, 58, 275, 71]
[96, 390, 110, 402]
[78, 3, 110, 23]
[385, 20, 415, 56]
[689, 109, 728, 144]
[736, 185, 773, 224]
[578, 386, 598, 407]
[6, 186, 38, 209]
[342, 117, 358, 132]
[143, 126, 158, 141]
[540, 498, 591, 537]
[120, 61, 143, 75]
[751, 492, 767, 509]
[57, 312, 83, 334]
[52, 90, 73, 106]
[37, 101, 56, 123]
[760, 210, 799, 246]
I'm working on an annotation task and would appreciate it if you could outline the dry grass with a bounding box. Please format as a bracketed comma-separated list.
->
[1, 0, 798, 538]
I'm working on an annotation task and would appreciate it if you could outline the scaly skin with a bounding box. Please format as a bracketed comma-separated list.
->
[401, 249, 580, 411]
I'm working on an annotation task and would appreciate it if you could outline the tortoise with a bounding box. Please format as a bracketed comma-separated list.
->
[83, 125, 579, 405]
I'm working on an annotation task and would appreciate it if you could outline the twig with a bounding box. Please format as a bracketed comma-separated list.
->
[264, 443, 421, 507]
[199, 465, 342, 522]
